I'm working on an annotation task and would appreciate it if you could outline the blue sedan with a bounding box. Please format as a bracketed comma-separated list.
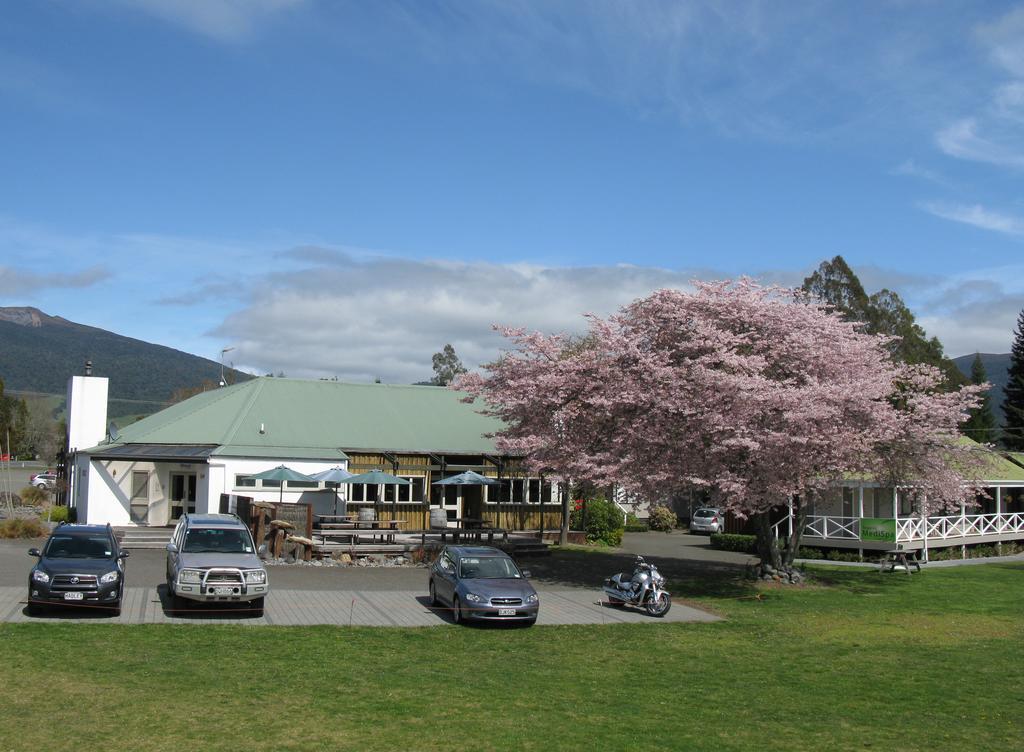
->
[428, 545, 539, 625]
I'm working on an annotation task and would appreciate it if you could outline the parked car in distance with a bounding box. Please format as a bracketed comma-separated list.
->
[166, 513, 268, 617]
[428, 545, 539, 625]
[30, 471, 57, 489]
[28, 523, 128, 616]
[689, 507, 725, 534]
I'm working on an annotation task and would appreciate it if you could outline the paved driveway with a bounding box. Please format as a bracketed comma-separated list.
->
[1, 537, 723, 627]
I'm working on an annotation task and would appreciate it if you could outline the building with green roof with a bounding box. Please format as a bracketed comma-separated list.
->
[70, 376, 563, 529]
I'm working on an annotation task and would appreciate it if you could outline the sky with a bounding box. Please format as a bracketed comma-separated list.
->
[2, 0, 1024, 384]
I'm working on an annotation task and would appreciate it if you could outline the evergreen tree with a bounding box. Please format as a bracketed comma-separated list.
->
[1002, 310, 1024, 450]
[963, 353, 998, 444]
[803, 256, 966, 388]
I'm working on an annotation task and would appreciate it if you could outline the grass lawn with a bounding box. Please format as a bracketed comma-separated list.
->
[1, 560, 1022, 752]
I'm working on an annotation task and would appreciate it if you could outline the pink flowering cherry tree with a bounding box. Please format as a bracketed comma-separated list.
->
[457, 280, 988, 576]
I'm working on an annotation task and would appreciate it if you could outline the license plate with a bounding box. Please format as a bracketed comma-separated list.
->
[212, 586, 235, 595]
[63, 592, 84, 601]
[498, 608, 516, 616]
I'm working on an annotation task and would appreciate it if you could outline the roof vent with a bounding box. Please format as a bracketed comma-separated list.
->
[85, 359, 93, 377]
[259, 423, 266, 434]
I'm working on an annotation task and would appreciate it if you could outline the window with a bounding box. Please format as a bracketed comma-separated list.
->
[286, 480, 318, 489]
[235, 475, 256, 488]
[511, 479, 526, 504]
[350, 484, 377, 503]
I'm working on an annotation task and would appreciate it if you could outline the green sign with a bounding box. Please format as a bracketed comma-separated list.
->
[861, 517, 896, 542]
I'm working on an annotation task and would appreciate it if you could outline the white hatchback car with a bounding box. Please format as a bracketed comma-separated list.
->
[689, 507, 725, 534]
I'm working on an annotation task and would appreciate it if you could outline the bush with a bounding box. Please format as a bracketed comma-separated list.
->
[0, 517, 49, 539]
[19, 485, 50, 506]
[710, 533, 757, 553]
[624, 513, 648, 532]
[570, 497, 625, 547]
[44, 505, 72, 524]
[647, 505, 676, 532]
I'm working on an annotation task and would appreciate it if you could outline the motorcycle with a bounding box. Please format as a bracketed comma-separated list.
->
[603, 555, 671, 617]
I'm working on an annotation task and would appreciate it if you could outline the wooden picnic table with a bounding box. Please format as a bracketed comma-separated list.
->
[406, 526, 508, 546]
[880, 549, 921, 574]
[315, 519, 405, 544]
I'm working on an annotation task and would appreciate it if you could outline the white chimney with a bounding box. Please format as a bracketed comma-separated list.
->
[67, 366, 109, 452]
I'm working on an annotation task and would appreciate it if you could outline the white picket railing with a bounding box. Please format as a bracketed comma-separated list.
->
[791, 512, 1024, 543]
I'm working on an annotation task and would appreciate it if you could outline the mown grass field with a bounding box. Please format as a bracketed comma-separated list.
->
[1, 562, 1021, 752]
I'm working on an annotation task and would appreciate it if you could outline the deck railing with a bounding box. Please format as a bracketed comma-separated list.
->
[792, 512, 1024, 543]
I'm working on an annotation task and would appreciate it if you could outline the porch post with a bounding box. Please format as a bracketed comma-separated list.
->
[787, 498, 794, 539]
[921, 498, 929, 564]
[857, 486, 864, 559]
[996, 487, 1003, 554]
[960, 501, 967, 559]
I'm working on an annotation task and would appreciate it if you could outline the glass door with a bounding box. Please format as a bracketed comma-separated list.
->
[170, 473, 197, 520]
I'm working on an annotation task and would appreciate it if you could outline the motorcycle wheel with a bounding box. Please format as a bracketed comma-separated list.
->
[645, 592, 671, 617]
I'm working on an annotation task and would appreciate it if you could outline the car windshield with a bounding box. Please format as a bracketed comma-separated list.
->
[695, 510, 716, 518]
[182, 528, 253, 554]
[459, 557, 521, 579]
[45, 534, 114, 559]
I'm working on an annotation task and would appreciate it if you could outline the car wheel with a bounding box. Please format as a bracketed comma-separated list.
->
[171, 594, 188, 613]
[250, 596, 265, 618]
[110, 600, 121, 617]
[452, 596, 462, 624]
[26, 598, 42, 617]
[428, 580, 438, 607]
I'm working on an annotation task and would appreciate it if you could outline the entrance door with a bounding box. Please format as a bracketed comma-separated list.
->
[439, 485, 461, 527]
[170, 473, 197, 520]
[130, 471, 149, 524]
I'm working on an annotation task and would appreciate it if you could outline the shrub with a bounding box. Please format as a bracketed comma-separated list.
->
[624, 513, 648, 532]
[647, 505, 676, 532]
[0, 517, 49, 539]
[570, 497, 625, 547]
[44, 505, 71, 524]
[19, 485, 50, 506]
[825, 549, 863, 562]
[710, 533, 757, 553]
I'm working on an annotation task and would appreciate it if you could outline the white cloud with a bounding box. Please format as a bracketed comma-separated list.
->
[212, 252, 701, 383]
[919, 201, 1024, 236]
[935, 118, 1024, 169]
[113, 0, 306, 42]
[0, 265, 110, 295]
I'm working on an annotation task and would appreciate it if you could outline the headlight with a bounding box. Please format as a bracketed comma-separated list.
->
[179, 569, 203, 584]
[100, 570, 119, 584]
[464, 593, 483, 602]
[244, 570, 266, 584]
[32, 569, 50, 584]
[526, 593, 539, 604]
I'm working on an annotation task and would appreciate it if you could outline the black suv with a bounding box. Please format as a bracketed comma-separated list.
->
[28, 523, 129, 616]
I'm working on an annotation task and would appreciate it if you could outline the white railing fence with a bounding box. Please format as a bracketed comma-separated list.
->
[779, 512, 1024, 543]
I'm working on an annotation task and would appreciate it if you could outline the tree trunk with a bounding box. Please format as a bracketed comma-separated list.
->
[753, 505, 807, 584]
[559, 481, 569, 546]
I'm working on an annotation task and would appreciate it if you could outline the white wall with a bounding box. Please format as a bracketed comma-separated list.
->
[78, 454, 351, 525]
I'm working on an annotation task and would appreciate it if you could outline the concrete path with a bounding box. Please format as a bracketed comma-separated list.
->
[0, 586, 720, 627]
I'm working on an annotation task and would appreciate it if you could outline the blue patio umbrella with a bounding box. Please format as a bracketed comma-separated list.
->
[310, 467, 355, 516]
[245, 464, 315, 505]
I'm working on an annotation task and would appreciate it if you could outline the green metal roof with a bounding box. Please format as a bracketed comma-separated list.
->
[88, 378, 504, 459]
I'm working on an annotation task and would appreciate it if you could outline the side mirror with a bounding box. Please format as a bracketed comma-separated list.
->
[521, 569, 532, 578]
[28, 548, 41, 557]
[257, 544, 268, 558]
[165, 542, 178, 554]
[119, 550, 131, 559]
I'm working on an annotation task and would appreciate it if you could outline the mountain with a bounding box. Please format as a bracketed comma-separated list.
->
[952, 352, 1010, 425]
[0, 307, 250, 417]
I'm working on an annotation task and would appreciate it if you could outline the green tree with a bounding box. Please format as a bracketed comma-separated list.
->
[431, 344, 468, 386]
[963, 353, 999, 444]
[803, 256, 966, 388]
[1002, 310, 1024, 450]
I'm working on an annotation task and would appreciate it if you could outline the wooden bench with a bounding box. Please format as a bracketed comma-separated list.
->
[405, 528, 509, 545]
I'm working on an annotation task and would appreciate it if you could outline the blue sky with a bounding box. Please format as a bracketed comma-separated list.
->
[2, 1, 1023, 383]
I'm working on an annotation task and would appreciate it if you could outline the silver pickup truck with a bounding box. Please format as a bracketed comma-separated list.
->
[166, 513, 269, 617]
